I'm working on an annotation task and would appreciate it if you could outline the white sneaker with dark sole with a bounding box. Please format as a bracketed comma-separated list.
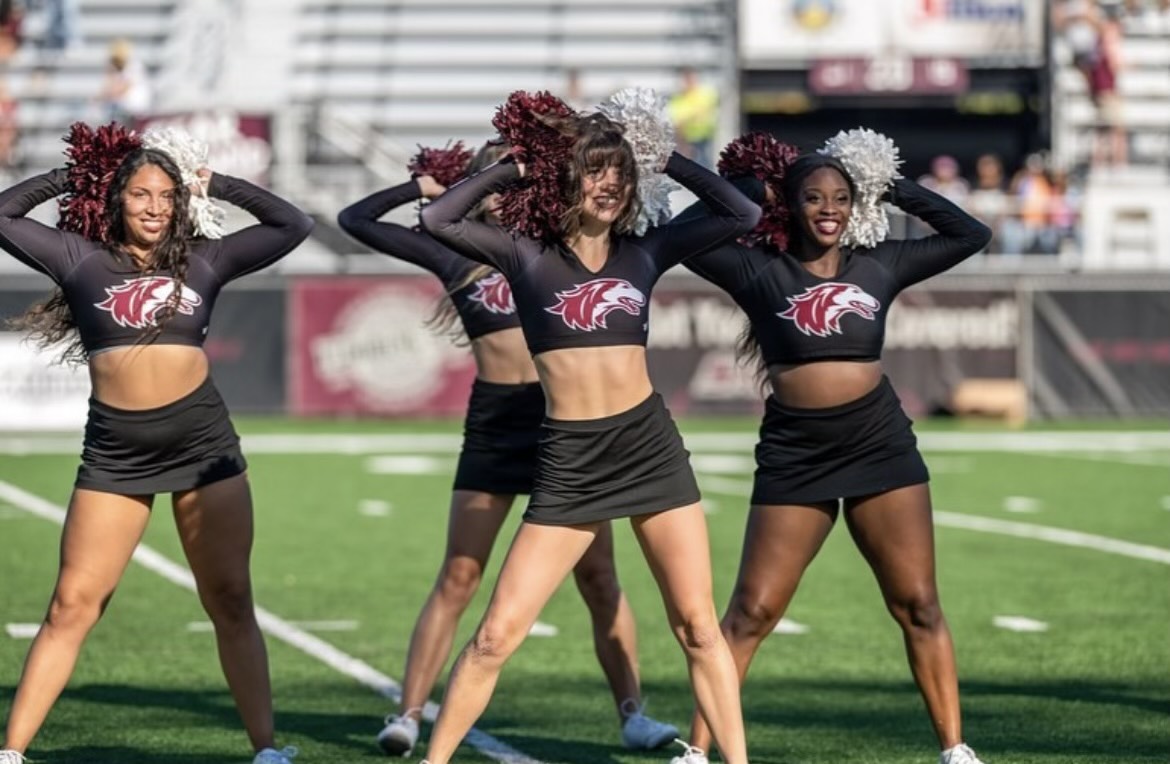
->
[377, 714, 421, 757]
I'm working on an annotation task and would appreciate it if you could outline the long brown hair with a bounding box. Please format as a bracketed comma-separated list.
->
[10, 148, 195, 365]
[557, 113, 640, 242]
[425, 140, 509, 343]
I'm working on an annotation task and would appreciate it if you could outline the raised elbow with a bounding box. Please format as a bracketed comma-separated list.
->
[973, 219, 993, 251]
[335, 206, 361, 236]
[738, 201, 762, 234]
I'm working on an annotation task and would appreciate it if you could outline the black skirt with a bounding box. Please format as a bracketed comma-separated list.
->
[452, 379, 545, 495]
[524, 393, 700, 526]
[75, 376, 247, 495]
[752, 376, 929, 506]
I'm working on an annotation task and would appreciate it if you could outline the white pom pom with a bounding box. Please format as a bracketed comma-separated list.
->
[141, 126, 227, 239]
[818, 128, 903, 248]
[597, 86, 680, 235]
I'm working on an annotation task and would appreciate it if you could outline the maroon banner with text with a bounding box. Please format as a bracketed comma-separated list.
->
[290, 277, 478, 416]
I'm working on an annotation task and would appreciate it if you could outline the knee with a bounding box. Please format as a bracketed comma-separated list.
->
[46, 585, 109, 633]
[467, 614, 525, 667]
[199, 579, 256, 629]
[436, 557, 483, 608]
[725, 589, 781, 641]
[886, 588, 945, 634]
[573, 563, 621, 614]
[672, 609, 724, 655]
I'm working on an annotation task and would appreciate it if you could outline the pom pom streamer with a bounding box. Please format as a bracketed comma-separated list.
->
[142, 126, 227, 239]
[597, 87, 678, 235]
[491, 90, 578, 241]
[818, 128, 902, 248]
[717, 131, 800, 252]
[408, 141, 474, 188]
[58, 122, 142, 241]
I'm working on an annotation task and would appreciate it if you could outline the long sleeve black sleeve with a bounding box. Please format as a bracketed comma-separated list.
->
[418, 162, 523, 275]
[867, 177, 992, 288]
[0, 169, 88, 281]
[679, 175, 773, 293]
[336, 180, 471, 283]
[197, 173, 315, 282]
[642, 153, 761, 270]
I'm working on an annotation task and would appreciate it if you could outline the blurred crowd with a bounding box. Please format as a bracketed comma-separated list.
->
[914, 153, 1082, 259]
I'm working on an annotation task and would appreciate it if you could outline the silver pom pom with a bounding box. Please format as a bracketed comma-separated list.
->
[818, 128, 903, 249]
[597, 86, 679, 235]
[141, 126, 227, 239]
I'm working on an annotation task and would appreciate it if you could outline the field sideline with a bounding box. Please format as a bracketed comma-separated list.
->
[1, 418, 1167, 763]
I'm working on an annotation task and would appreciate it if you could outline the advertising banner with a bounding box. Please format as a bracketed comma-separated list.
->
[741, 0, 1045, 69]
[289, 277, 478, 416]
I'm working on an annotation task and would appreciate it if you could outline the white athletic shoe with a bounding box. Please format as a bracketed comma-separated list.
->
[377, 713, 421, 757]
[620, 699, 679, 750]
[941, 743, 987, 764]
[0, 751, 28, 764]
[668, 738, 709, 764]
[253, 746, 298, 764]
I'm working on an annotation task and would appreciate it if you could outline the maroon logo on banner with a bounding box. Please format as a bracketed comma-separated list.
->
[778, 282, 880, 337]
[545, 278, 646, 331]
[466, 272, 516, 314]
[95, 277, 203, 329]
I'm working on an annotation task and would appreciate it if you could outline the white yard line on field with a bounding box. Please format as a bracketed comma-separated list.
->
[993, 616, 1049, 632]
[693, 474, 1170, 566]
[3, 430, 1170, 455]
[0, 479, 544, 764]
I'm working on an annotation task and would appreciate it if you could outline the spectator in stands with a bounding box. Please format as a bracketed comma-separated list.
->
[563, 66, 591, 111]
[97, 39, 154, 127]
[913, 155, 970, 238]
[966, 153, 1012, 255]
[39, 0, 80, 54]
[1055, 0, 1128, 168]
[0, 78, 17, 185]
[669, 67, 719, 167]
[1004, 153, 1058, 255]
[0, 0, 23, 62]
[1048, 168, 1083, 254]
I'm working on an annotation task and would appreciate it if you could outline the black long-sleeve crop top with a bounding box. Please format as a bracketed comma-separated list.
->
[0, 168, 314, 355]
[419, 152, 761, 355]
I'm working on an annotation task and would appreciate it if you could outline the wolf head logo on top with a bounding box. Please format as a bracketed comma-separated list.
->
[545, 278, 647, 332]
[95, 276, 204, 329]
[466, 272, 516, 315]
[778, 282, 880, 338]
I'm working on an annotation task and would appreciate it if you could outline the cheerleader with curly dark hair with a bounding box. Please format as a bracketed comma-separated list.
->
[0, 124, 313, 764]
[415, 92, 760, 764]
[670, 130, 992, 764]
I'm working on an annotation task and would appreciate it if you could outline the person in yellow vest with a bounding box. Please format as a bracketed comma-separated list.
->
[669, 67, 718, 167]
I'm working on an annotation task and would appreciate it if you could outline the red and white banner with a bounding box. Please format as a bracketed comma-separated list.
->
[289, 277, 478, 416]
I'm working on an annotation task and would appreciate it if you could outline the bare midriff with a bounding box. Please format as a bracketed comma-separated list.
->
[88, 344, 209, 409]
[469, 327, 539, 385]
[535, 345, 654, 420]
[767, 359, 883, 409]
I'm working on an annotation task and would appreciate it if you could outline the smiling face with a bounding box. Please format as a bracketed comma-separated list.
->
[795, 166, 853, 251]
[579, 165, 634, 229]
[119, 163, 176, 255]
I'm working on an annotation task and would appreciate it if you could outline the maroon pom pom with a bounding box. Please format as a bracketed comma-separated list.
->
[408, 141, 474, 188]
[57, 122, 142, 242]
[490, 90, 578, 241]
[718, 132, 800, 252]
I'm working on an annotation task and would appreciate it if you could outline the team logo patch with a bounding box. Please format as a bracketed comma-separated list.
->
[95, 277, 203, 329]
[778, 282, 880, 337]
[545, 277, 646, 332]
[466, 272, 516, 315]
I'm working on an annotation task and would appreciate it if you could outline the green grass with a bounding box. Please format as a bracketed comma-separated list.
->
[1, 419, 1168, 763]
